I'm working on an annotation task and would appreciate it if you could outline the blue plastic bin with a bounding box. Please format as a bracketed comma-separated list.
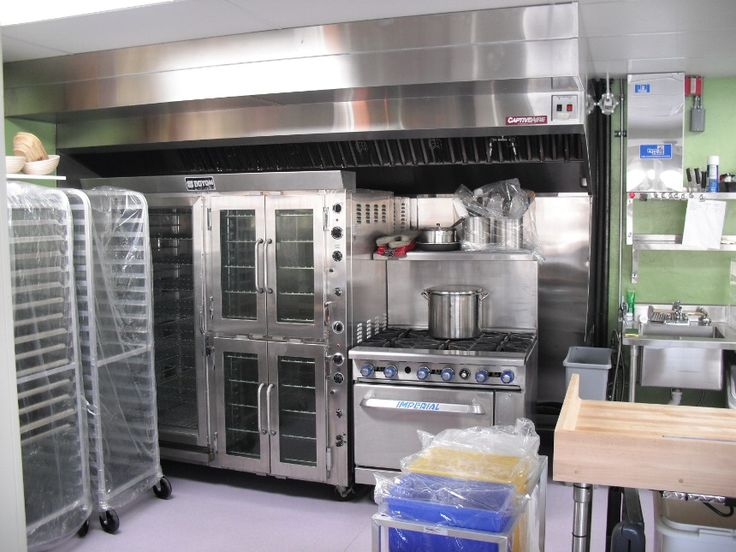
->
[383, 473, 517, 552]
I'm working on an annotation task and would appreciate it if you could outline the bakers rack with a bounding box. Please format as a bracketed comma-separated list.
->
[63, 187, 171, 534]
[8, 181, 92, 550]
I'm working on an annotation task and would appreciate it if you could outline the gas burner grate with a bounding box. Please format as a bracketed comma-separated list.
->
[394, 338, 446, 350]
[448, 335, 504, 352]
[499, 333, 535, 353]
[361, 327, 535, 354]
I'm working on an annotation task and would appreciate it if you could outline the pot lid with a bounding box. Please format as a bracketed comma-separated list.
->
[425, 284, 486, 295]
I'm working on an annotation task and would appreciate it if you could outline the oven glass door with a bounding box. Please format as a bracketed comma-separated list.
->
[148, 196, 209, 448]
[209, 195, 267, 336]
[264, 195, 325, 339]
[353, 383, 494, 471]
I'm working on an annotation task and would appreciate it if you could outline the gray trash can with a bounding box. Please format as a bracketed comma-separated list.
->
[564, 346, 612, 400]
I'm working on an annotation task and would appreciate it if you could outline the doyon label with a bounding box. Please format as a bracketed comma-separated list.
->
[185, 176, 216, 191]
[639, 144, 672, 159]
[634, 83, 651, 94]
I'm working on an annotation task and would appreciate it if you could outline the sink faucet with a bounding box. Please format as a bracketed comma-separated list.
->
[671, 301, 685, 321]
[696, 306, 712, 326]
[663, 301, 690, 325]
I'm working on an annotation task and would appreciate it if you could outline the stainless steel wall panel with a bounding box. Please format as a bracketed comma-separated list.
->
[626, 73, 685, 192]
[534, 195, 592, 402]
[387, 259, 538, 331]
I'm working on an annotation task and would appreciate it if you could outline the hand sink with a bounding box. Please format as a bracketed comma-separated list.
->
[640, 323, 724, 339]
[635, 323, 726, 390]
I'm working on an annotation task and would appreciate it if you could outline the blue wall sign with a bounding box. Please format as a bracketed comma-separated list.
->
[639, 144, 672, 159]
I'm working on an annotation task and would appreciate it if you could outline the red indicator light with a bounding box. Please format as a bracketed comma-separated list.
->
[566, 104, 573, 112]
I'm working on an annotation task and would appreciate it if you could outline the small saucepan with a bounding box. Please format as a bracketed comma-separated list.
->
[416, 221, 462, 251]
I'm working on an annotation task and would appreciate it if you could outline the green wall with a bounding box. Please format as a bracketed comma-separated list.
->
[609, 77, 736, 406]
[610, 77, 736, 318]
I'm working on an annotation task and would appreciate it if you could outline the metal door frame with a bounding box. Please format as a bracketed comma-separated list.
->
[212, 337, 270, 473]
[267, 341, 327, 482]
[264, 195, 326, 339]
[208, 195, 267, 336]
[146, 194, 210, 448]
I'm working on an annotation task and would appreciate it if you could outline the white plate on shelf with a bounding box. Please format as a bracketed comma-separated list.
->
[5, 156, 25, 174]
[22, 155, 60, 175]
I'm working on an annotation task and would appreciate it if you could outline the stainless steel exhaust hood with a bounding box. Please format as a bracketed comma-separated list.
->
[4, 3, 589, 154]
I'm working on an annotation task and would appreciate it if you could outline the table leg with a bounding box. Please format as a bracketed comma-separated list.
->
[628, 345, 638, 402]
[572, 483, 593, 552]
[372, 516, 381, 552]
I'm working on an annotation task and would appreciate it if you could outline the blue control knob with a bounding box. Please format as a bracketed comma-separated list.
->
[475, 370, 489, 384]
[383, 365, 398, 379]
[440, 367, 455, 382]
[416, 366, 430, 381]
[359, 363, 374, 377]
[500, 370, 515, 384]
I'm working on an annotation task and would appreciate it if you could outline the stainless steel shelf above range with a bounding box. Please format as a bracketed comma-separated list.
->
[372, 250, 536, 261]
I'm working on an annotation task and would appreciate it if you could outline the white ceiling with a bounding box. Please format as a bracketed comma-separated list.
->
[2, 0, 736, 76]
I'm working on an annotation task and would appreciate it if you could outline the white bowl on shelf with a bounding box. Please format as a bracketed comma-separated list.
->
[5, 155, 25, 174]
[22, 155, 60, 175]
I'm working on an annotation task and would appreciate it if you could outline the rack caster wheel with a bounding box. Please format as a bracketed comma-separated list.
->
[77, 519, 90, 538]
[334, 485, 356, 501]
[99, 509, 119, 534]
[153, 475, 172, 499]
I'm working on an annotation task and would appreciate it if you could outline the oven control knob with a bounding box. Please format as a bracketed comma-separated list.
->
[500, 370, 515, 384]
[475, 370, 489, 383]
[360, 363, 374, 377]
[383, 365, 398, 379]
[331, 226, 343, 240]
[459, 369, 470, 380]
[333, 372, 344, 384]
[440, 367, 455, 382]
[416, 366, 430, 381]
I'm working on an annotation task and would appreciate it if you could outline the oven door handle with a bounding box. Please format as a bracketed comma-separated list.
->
[257, 383, 266, 435]
[360, 398, 486, 415]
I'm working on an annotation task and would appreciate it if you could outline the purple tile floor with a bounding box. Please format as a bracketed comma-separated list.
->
[56, 461, 654, 552]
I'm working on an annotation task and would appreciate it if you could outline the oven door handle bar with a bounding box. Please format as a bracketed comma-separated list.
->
[360, 398, 485, 415]
[257, 382, 266, 434]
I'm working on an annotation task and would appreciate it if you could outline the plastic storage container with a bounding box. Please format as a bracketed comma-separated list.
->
[564, 346, 612, 400]
[405, 447, 535, 492]
[654, 493, 736, 552]
[382, 473, 517, 552]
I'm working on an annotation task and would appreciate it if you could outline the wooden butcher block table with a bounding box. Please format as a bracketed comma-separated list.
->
[554, 374, 736, 551]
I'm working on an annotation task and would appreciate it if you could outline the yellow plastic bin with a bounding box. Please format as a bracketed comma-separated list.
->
[404, 447, 535, 492]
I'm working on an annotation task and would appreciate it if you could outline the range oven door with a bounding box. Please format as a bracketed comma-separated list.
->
[353, 383, 494, 471]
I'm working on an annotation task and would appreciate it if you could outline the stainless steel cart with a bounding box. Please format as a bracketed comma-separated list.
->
[64, 188, 170, 534]
[8, 182, 92, 550]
